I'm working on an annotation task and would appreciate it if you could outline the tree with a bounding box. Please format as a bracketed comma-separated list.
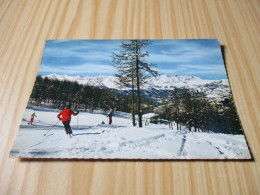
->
[30, 76, 44, 106]
[221, 93, 243, 134]
[170, 88, 181, 130]
[113, 43, 136, 126]
[181, 88, 193, 131]
[158, 95, 171, 120]
[113, 40, 158, 127]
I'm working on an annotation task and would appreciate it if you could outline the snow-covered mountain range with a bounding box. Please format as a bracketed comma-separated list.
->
[44, 74, 230, 101]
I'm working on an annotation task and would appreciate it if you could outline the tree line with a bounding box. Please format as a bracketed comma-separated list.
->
[30, 76, 155, 114]
[156, 88, 243, 134]
[29, 76, 243, 134]
[30, 76, 119, 112]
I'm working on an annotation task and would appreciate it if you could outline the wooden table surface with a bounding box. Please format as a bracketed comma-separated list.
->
[0, 0, 259, 194]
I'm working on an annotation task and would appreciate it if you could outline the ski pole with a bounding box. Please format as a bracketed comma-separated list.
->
[44, 120, 60, 136]
[77, 114, 79, 129]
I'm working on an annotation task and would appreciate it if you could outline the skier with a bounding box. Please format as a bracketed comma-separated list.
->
[28, 112, 37, 124]
[107, 109, 113, 125]
[57, 105, 79, 135]
[169, 121, 173, 130]
[145, 118, 149, 126]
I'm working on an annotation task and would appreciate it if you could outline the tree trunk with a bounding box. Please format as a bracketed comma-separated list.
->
[135, 41, 142, 127]
[131, 76, 135, 126]
[136, 75, 142, 127]
[91, 97, 94, 113]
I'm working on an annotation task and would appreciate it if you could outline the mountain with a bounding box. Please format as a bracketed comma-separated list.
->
[44, 74, 230, 101]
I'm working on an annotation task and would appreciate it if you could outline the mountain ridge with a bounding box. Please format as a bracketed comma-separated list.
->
[44, 73, 230, 100]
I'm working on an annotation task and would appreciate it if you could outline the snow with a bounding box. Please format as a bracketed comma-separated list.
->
[10, 107, 251, 159]
[42, 74, 231, 103]
[143, 113, 159, 118]
[44, 74, 231, 102]
[45, 74, 229, 91]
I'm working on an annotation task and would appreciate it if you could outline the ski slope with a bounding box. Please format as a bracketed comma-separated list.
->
[10, 107, 251, 159]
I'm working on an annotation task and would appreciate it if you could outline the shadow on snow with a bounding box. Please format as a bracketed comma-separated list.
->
[72, 130, 105, 136]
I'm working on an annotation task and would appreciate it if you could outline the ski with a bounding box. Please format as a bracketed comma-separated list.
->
[45, 133, 54, 137]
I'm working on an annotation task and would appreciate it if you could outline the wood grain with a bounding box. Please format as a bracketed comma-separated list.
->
[0, 0, 260, 194]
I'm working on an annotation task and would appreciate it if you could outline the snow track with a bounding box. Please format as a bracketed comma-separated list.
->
[73, 130, 105, 136]
[178, 133, 187, 157]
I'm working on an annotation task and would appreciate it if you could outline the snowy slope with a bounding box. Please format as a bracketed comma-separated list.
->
[10, 107, 251, 159]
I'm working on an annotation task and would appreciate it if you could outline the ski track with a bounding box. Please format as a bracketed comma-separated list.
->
[20, 130, 178, 158]
[178, 132, 187, 157]
[66, 130, 189, 159]
[67, 131, 168, 158]
[23, 133, 54, 149]
[201, 137, 246, 158]
[183, 133, 250, 159]
[203, 139, 227, 159]
[105, 133, 166, 155]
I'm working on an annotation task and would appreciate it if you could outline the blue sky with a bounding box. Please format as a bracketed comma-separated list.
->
[39, 39, 227, 80]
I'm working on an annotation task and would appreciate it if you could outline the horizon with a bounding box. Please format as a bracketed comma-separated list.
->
[42, 73, 228, 81]
[39, 39, 228, 80]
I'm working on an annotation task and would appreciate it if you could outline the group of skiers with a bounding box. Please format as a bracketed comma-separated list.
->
[28, 105, 114, 135]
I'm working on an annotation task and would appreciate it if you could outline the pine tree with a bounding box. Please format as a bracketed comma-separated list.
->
[182, 88, 193, 131]
[170, 88, 181, 130]
[221, 93, 243, 134]
[31, 76, 44, 106]
[113, 40, 158, 127]
[197, 95, 210, 132]
[113, 43, 137, 126]
[158, 95, 170, 120]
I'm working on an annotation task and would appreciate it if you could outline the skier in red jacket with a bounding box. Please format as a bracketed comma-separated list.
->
[57, 105, 79, 135]
[28, 112, 37, 124]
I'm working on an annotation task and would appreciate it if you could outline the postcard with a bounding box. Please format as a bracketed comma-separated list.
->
[10, 39, 251, 159]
